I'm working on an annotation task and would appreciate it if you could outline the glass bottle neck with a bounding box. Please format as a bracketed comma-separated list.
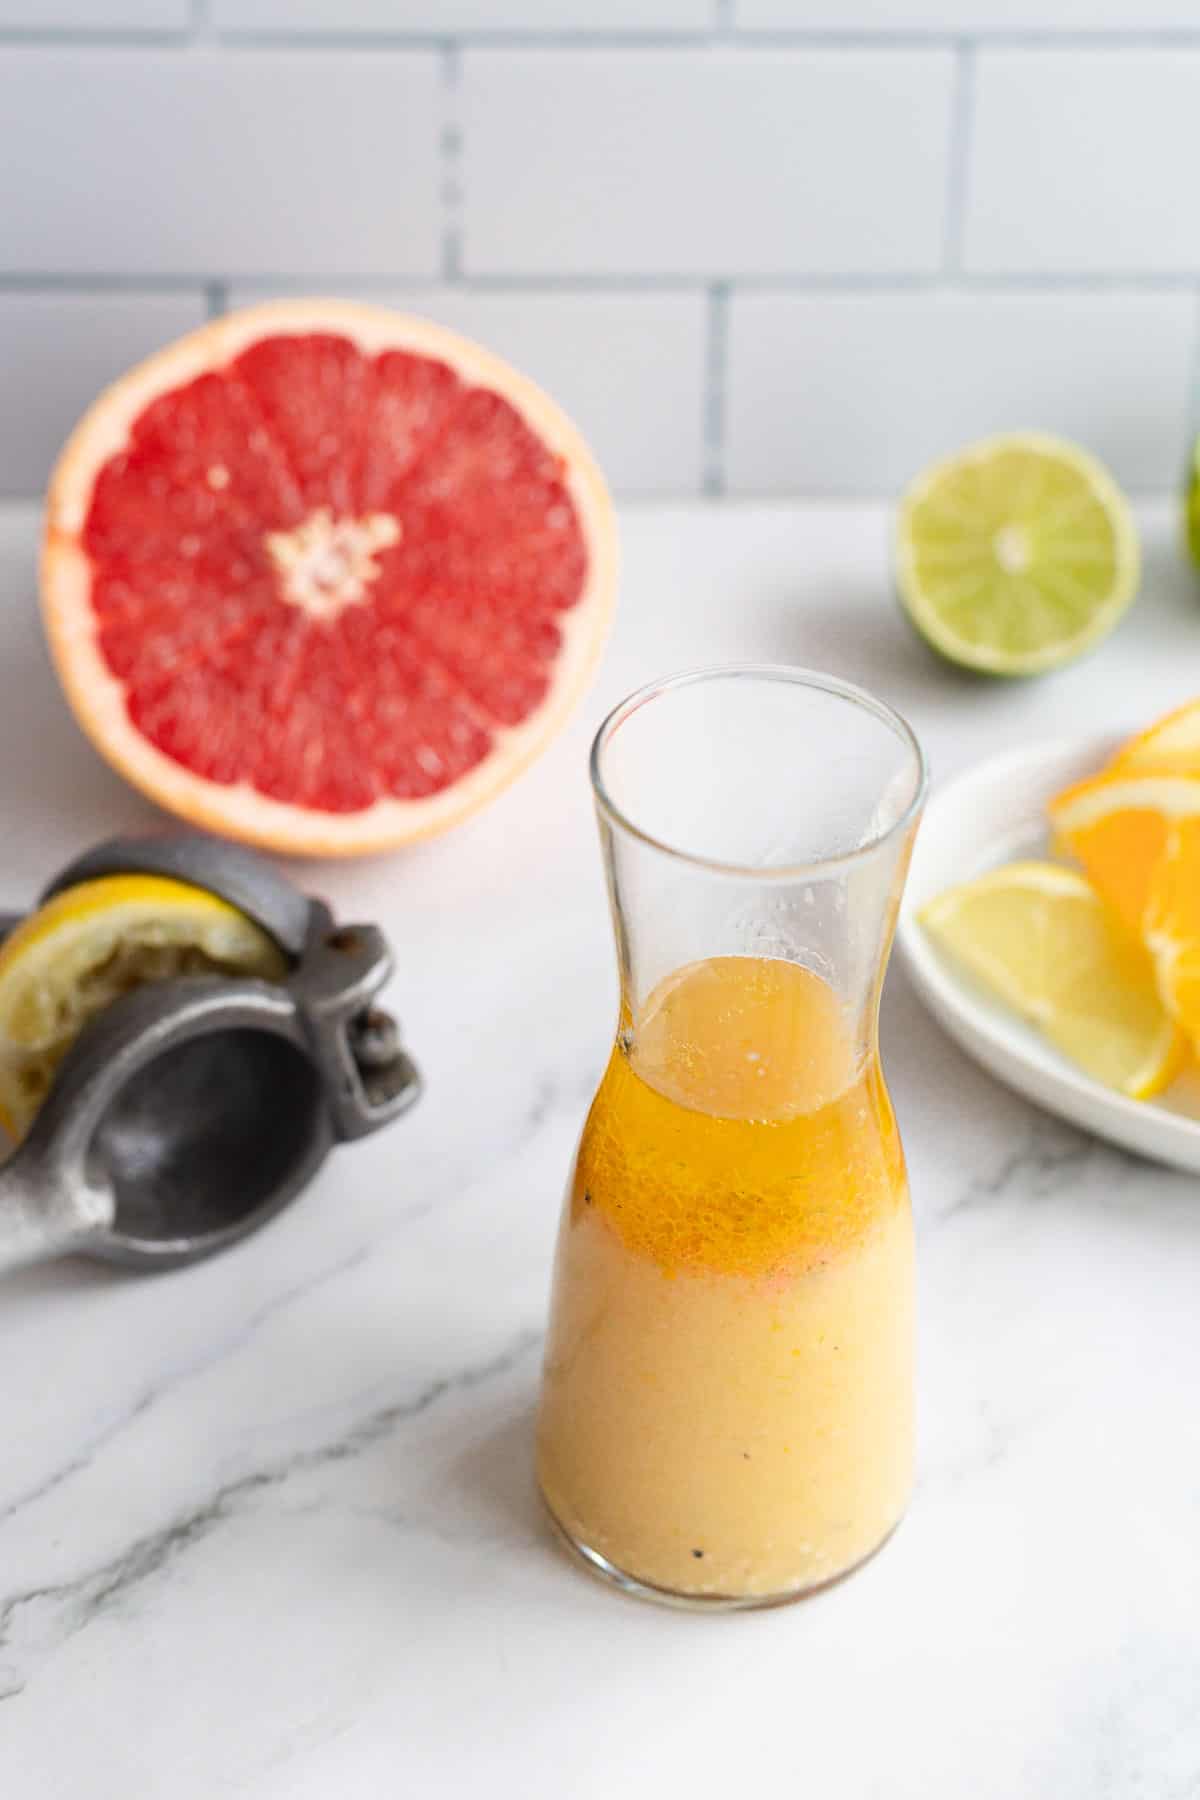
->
[603, 815, 916, 1101]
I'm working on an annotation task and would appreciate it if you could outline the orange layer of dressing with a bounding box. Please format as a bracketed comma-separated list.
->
[573, 956, 905, 1280]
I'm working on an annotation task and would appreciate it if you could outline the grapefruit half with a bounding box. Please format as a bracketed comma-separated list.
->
[42, 300, 617, 857]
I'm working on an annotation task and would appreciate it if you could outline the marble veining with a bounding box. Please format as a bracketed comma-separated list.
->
[936, 1112, 1101, 1219]
[0, 1235, 383, 1533]
[0, 503, 1197, 1796]
[0, 1324, 542, 1704]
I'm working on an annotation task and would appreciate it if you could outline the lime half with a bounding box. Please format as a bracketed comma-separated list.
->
[896, 433, 1140, 676]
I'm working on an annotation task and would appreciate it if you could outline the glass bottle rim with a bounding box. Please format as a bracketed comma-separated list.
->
[589, 663, 929, 882]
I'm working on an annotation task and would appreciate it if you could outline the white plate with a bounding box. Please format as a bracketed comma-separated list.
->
[896, 735, 1200, 1174]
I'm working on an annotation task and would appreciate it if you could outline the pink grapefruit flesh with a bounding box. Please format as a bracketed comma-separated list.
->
[42, 300, 617, 857]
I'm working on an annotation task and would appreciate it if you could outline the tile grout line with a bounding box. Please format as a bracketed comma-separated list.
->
[0, 28, 187, 46]
[2, 272, 1200, 296]
[5, 27, 1200, 49]
[943, 40, 975, 275]
[441, 43, 463, 283]
[211, 29, 724, 51]
[703, 282, 730, 498]
[55, 28, 1200, 49]
[702, 27, 1200, 47]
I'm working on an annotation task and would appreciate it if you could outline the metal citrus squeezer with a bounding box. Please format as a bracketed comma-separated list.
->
[0, 834, 420, 1276]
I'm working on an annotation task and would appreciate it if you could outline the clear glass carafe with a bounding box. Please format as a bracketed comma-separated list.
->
[537, 666, 927, 1609]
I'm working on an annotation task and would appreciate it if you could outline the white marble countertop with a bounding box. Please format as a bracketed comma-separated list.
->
[0, 498, 1197, 1797]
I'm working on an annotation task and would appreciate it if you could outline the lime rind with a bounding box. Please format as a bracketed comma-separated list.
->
[896, 432, 1141, 676]
[1183, 436, 1200, 571]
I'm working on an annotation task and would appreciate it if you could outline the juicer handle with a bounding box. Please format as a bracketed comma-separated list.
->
[0, 908, 115, 1268]
[0, 975, 304, 1276]
[0, 1076, 117, 1274]
[0, 1152, 114, 1273]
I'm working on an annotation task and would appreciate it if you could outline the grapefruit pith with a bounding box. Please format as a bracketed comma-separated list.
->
[42, 300, 618, 857]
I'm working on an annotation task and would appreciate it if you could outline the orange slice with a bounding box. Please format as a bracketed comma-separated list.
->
[1047, 770, 1200, 937]
[1144, 819, 1200, 1045]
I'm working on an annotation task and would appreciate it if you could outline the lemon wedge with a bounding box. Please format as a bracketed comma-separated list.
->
[920, 860, 1185, 1099]
[0, 873, 285, 1139]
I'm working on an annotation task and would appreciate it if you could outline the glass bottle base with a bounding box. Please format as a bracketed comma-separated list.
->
[540, 1492, 903, 1613]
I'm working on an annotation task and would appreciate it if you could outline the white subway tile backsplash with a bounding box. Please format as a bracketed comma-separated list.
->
[462, 49, 953, 277]
[0, 0, 186, 26]
[0, 292, 209, 496]
[214, 0, 714, 31]
[967, 52, 1200, 274]
[736, 0, 1200, 28]
[0, 14, 1198, 502]
[725, 291, 1194, 494]
[0, 49, 441, 277]
[228, 286, 708, 494]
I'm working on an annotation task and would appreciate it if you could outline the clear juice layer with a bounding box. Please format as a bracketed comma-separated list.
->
[536, 955, 914, 1602]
